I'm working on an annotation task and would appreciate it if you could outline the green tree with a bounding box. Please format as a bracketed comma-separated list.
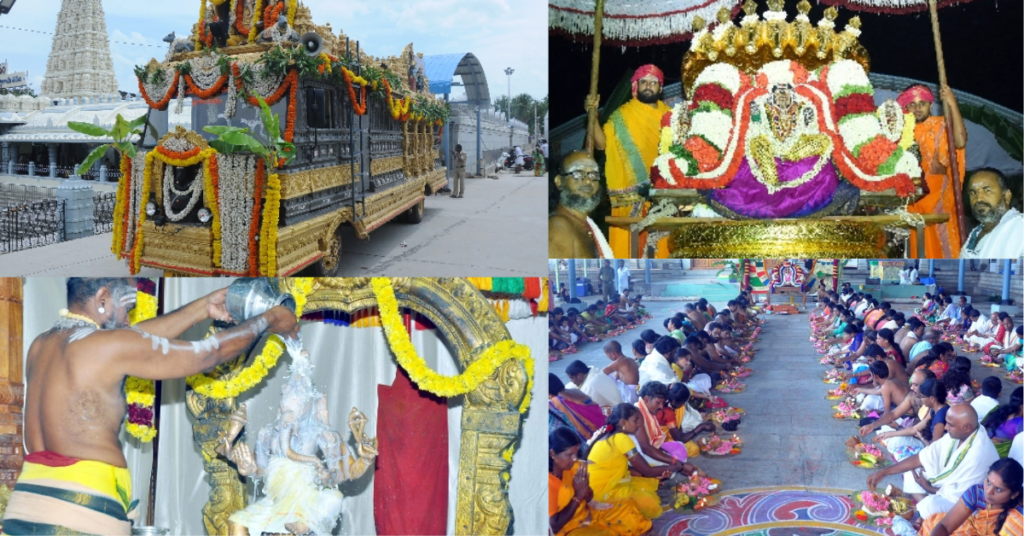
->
[67, 115, 152, 174]
[493, 95, 510, 120]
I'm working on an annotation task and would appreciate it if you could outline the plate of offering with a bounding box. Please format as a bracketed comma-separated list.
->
[705, 407, 745, 424]
[825, 383, 849, 400]
[697, 434, 742, 456]
[729, 366, 753, 378]
[823, 369, 845, 384]
[847, 440, 890, 468]
[832, 399, 861, 420]
[713, 378, 746, 393]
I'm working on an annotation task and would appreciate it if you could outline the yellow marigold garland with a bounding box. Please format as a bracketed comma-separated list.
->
[370, 277, 534, 413]
[125, 288, 159, 442]
[538, 277, 549, 313]
[196, 0, 207, 50]
[259, 171, 281, 276]
[185, 278, 311, 399]
[112, 155, 129, 258]
[285, 0, 297, 27]
[202, 155, 222, 267]
[248, 0, 263, 43]
[130, 153, 156, 275]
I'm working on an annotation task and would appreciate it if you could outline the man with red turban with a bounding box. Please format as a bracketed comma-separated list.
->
[899, 83, 967, 258]
[585, 65, 671, 258]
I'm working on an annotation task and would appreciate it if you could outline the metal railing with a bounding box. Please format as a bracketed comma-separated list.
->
[0, 198, 65, 254]
[0, 184, 57, 208]
[93, 192, 116, 234]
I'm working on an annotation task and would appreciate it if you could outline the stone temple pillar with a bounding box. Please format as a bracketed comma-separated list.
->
[48, 144, 58, 178]
[0, 279, 24, 491]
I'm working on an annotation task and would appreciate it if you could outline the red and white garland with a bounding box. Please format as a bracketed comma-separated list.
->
[652, 60, 919, 196]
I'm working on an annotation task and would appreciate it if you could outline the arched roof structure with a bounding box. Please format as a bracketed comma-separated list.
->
[423, 53, 490, 107]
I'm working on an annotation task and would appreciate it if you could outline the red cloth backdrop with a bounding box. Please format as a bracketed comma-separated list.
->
[374, 359, 449, 534]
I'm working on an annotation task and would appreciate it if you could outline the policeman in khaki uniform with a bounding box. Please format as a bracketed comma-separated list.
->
[450, 144, 467, 198]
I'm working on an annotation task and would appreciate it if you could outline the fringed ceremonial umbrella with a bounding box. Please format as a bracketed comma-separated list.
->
[549, 0, 743, 154]
[820, 0, 973, 242]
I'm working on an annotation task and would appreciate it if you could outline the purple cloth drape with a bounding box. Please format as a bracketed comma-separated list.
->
[709, 156, 839, 218]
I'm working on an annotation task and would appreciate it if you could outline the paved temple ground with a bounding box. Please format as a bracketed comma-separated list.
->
[551, 295, 1021, 494]
[0, 170, 545, 276]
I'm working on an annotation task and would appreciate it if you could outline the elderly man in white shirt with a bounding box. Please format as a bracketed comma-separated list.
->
[966, 310, 999, 348]
[960, 169, 1024, 258]
[564, 360, 623, 408]
[639, 337, 678, 389]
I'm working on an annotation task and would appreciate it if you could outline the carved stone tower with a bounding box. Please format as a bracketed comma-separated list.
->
[40, 0, 119, 99]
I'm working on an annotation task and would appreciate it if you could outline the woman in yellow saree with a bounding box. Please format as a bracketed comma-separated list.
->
[587, 403, 679, 521]
[549, 428, 650, 536]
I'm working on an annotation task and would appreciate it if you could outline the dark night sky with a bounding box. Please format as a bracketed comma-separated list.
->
[549, 0, 1023, 128]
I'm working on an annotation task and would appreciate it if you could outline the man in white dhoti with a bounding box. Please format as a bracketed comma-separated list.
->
[867, 404, 999, 519]
[615, 260, 631, 294]
[960, 169, 1024, 259]
[602, 341, 640, 404]
[639, 337, 680, 388]
[965, 309, 997, 348]
[565, 360, 623, 408]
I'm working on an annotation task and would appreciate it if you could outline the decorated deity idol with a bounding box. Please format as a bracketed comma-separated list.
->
[257, 13, 300, 45]
[770, 260, 805, 290]
[220, 347, 378, 536]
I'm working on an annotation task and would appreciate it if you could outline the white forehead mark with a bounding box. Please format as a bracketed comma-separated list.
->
[68, 327, 96, 342]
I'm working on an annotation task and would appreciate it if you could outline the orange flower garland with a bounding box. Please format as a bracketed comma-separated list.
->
[234, 0, 250, 36]
[284, 70, 297, 142]
[184, 73, 230, 99]
[112, 155, 132, 259]
[340, 67, 367, 116]
[204, 154, 223, 267]
[156, 145, 202, 160]
[263, 1, 285, 30]
[248, 159, 264, 275]
[139, 70, 180, 110]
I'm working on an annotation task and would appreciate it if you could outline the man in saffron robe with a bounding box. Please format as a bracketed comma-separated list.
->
[900, 84, 967, 258]
[585, 65, 671, 258]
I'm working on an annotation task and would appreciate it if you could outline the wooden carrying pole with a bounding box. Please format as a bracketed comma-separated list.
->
[928, 0, 968, 246]
[585, 0, 605, 156]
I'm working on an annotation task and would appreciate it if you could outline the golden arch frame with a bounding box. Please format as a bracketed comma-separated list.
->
[195, 277, 529, 535]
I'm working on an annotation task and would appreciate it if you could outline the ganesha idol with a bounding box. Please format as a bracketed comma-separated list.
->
[652, 59, 920, 220]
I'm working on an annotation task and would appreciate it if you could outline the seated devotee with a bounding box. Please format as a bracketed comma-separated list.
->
[878, 328, 908, 371]
[879, 311, 902, 333]
[579, 305, 611, 338]
[913, 458, 1022, 536]
[665, 317, 686, 343]
[617, 291, 639, 323]
[909, 329, 939, 367]
[964, 310, 996, 351]
[852, 359, 912, 427]
[935, 295, 968, 330]
[549, 428, 650, 536]
[960, 168, 1024, 259]
[2, 279, 299, 536]
[697, 298, 718, 319]
[660, 383, 716, 457]
[978, 313, 1014, 356]
[945, 306, 974, 341]
[683, 304, 707, 331]
[862, 368, 932, 465]
[917, 293, 938, 322]
[825, 325, 868, 366]
[980, 387, 1023, 459]
[566, 360, 624, 408]
[604, 298, 634, 329]
[990, 325, 1023, 372]
[696, 331, 741, 367]
[682, 335, 730, 377]
[549, 374, 607, 441]
[867, 404, 1000, 519]
[640, 330, 660, 355]
[631, 339, 648, 362]
[865, 301, 892, 331]
[551, 313, 575, 352]
[669, 349, 716, 406]
[900, 318, 929, 360]
[566, 309, 593, 344]
[633, 382, 699, 470]
[970, 377, 1002, 424]
[638, 337, 679, 388]
[603, 341, 640, 404]
[707, 323, 741, 359]
[912, 346, 954, 380]
[942, 356, 976, 405]
[587, 404, 679, 521]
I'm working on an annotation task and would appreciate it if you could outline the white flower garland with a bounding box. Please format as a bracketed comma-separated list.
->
[587, 216, 614, 259]
[163, 164, 203, 222]
[189, 54, 224, 91]
[217, 154, 256, 273]
[225, 71, 238, 118]
[174, 71, 186, 114]
[876, 100, 905, 143]
[549, 0, 741, 43]
[688, 108, 733, 150]
[694, 63, 743, 94]
[143, 73, 175, 106]
[838, 114, 881, 149]
[162, 136, 196, 154]
[824, 60, 871, 96]
[124, 152, 147, 257]
[249, 63, 285, 101]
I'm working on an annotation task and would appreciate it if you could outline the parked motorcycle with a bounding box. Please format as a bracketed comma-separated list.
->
[502, 151, 534, 173]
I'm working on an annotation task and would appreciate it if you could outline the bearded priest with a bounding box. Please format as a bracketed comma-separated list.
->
[549, 152, 613, 258]
[585, 65, 671, 258]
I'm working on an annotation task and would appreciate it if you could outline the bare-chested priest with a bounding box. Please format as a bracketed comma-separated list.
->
[603, 341, 640, 403]
[4, 278, 299, 535]
[549, 151, 613, 258]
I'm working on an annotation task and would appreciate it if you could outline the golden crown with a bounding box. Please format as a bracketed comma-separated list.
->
[682, 0, 870, 95]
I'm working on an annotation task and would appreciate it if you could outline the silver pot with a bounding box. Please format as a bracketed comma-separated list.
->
[131, 527, 169, 536]
[225, 278, 296, 324]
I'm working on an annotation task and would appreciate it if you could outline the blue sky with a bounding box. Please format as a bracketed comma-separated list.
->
[0, 0, 547, 103]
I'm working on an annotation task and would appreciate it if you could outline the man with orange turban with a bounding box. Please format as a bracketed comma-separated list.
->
[585, 65, 671, 258]
[898, 83, 967, 258]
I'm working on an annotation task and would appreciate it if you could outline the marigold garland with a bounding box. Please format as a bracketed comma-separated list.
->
[234, 0, 250, 36]
[248, 0, 263, 43]
[125, 287, 159, 442]
[203, 154, 223, 267]
[185, 277, 310, 399]
[129, 153, 155, 274]
[262, 0, 285, 30]
[258, 160, 282, 276]
[340, 67, 368, 115]
[138, 70, 180, 110]
[184, 72, 230, 99]
[196, 0, 207, 50]
[370, 278, 534, 413]
[112, 155, 131, 259]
